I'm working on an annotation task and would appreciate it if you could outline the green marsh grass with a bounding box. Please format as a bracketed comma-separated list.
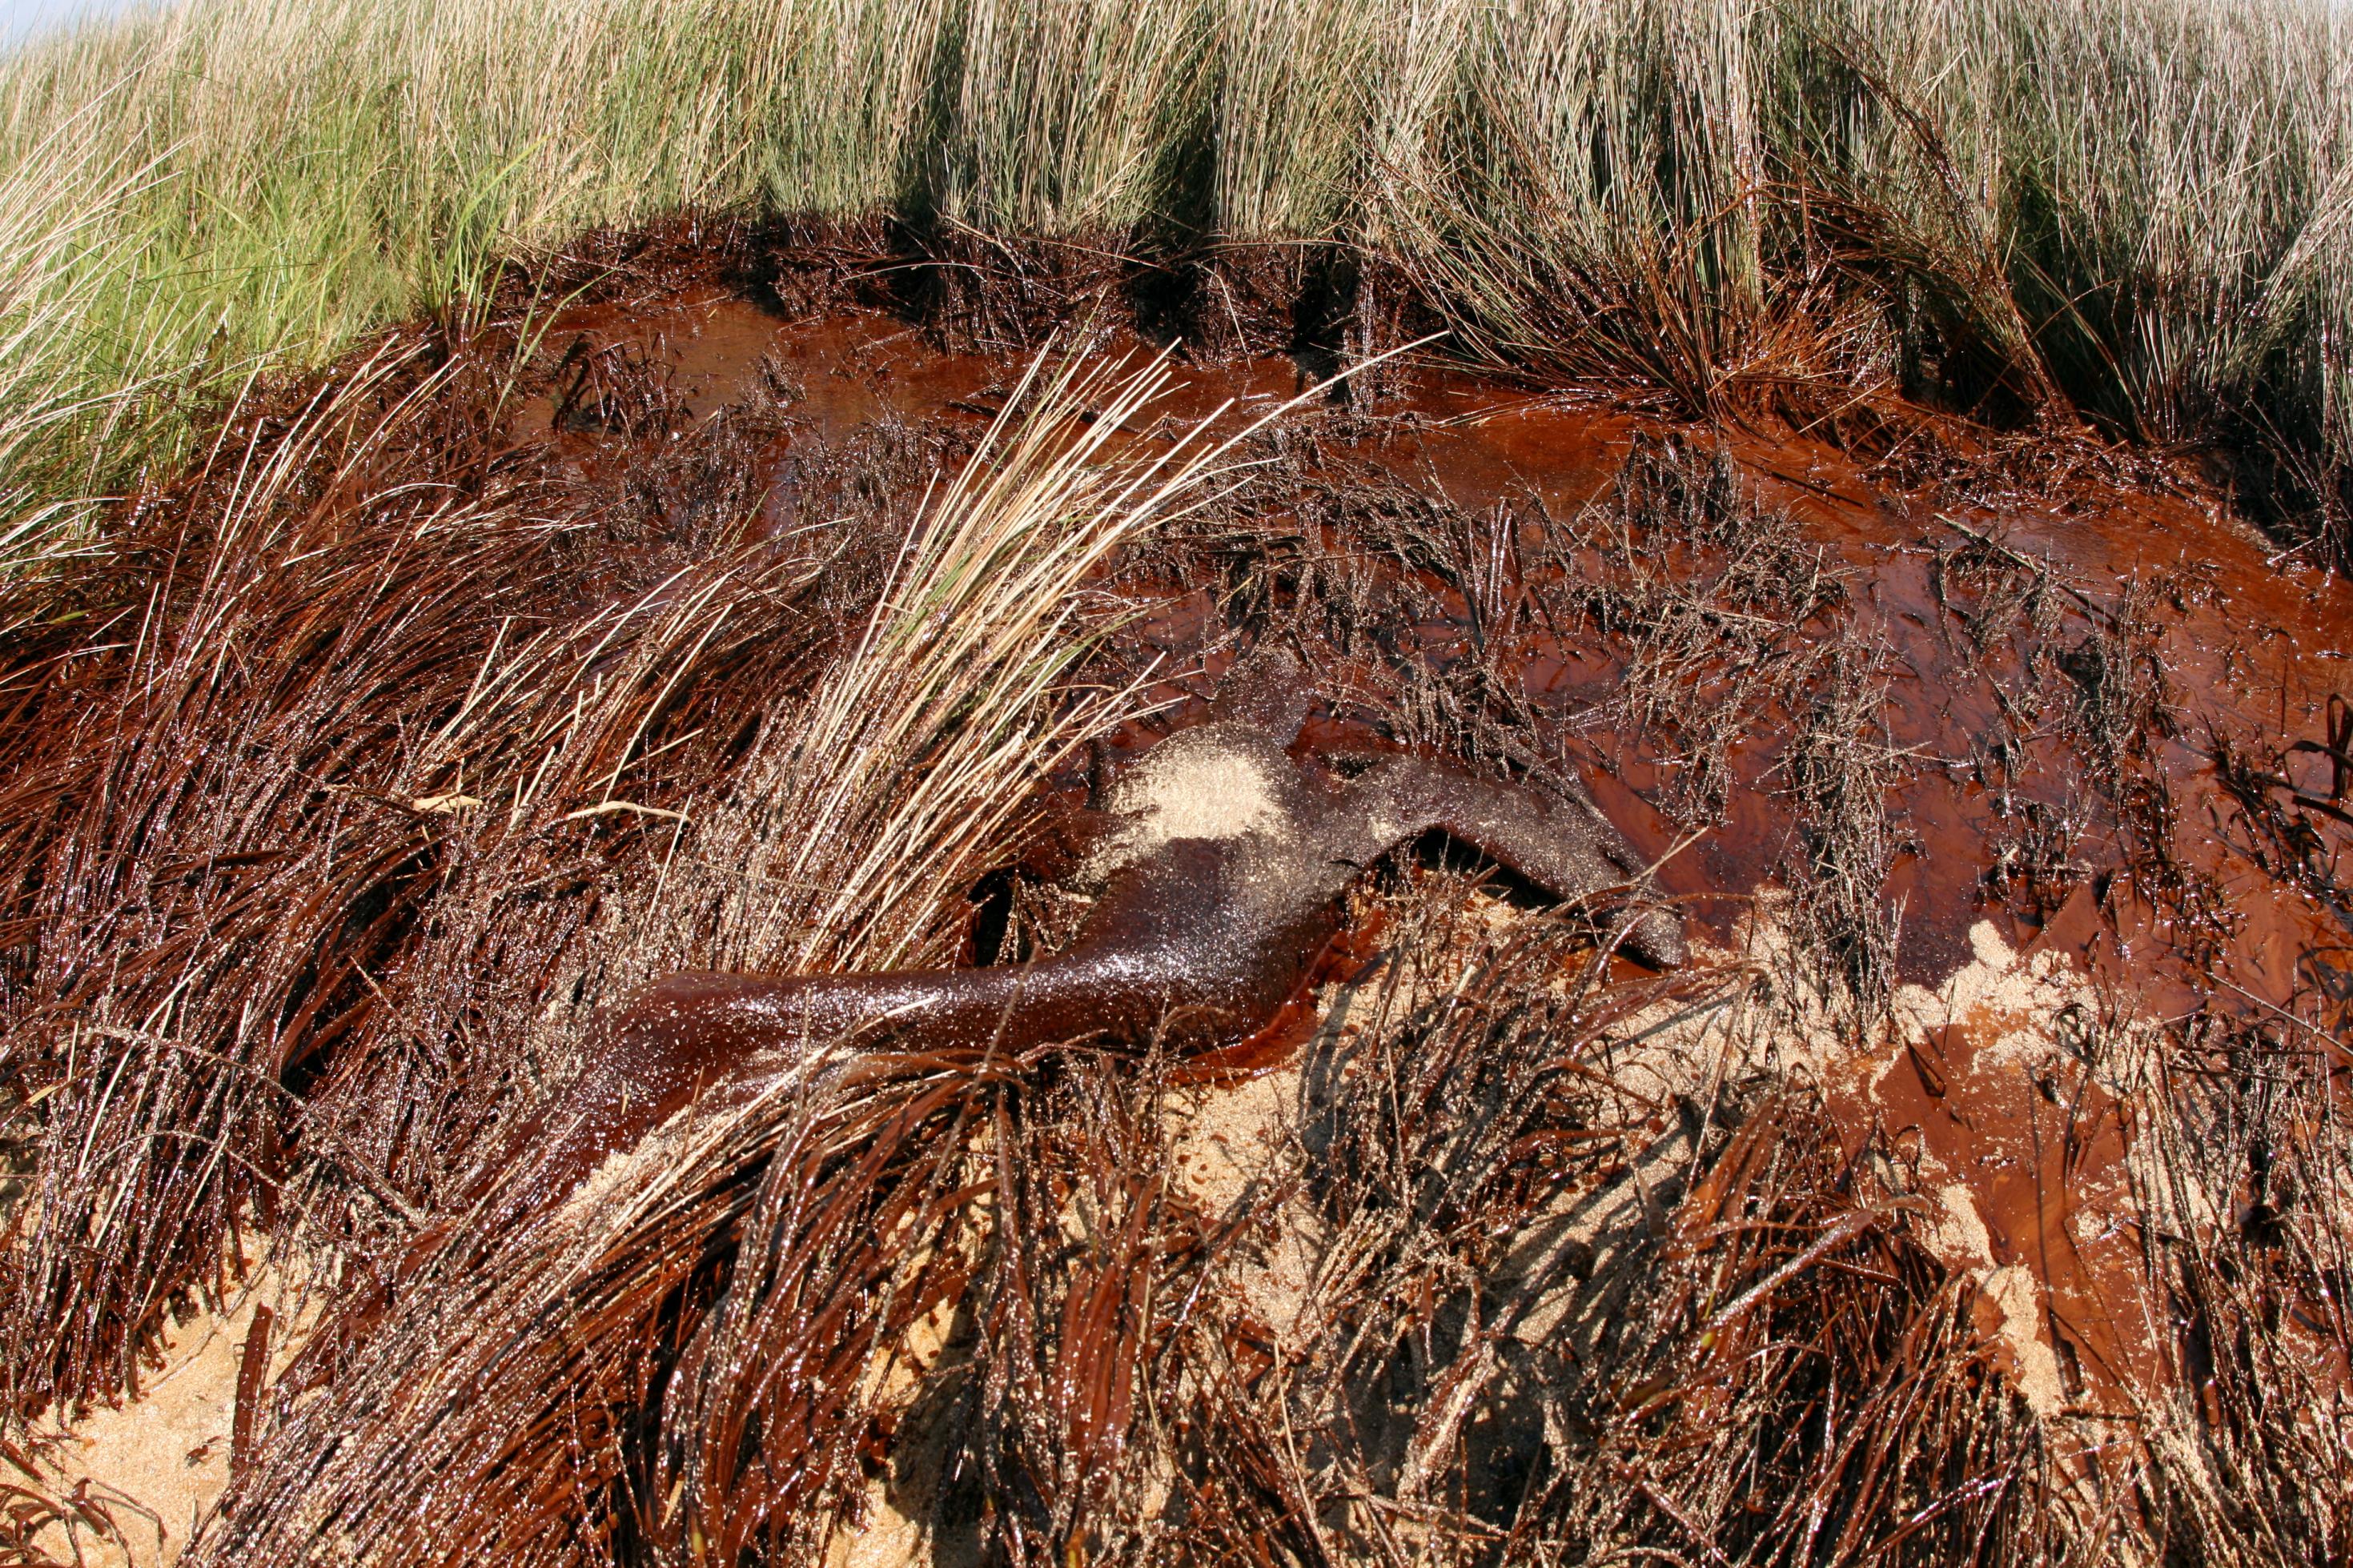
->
[2, 0, 2351, 538]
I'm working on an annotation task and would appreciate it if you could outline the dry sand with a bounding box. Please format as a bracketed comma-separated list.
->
[34, 1264, 316, 1566]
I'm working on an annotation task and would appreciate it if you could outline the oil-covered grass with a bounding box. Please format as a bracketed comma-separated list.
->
[2, 287, 2345, 1562]
[3, 0, 2353, 557]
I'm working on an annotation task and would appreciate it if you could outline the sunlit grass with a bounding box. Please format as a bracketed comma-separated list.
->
[2, 0, 2350, 540]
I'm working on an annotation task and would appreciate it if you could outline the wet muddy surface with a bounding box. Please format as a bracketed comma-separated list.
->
[543, 288, 2353, 990]
[525, 284, 2353, 1411]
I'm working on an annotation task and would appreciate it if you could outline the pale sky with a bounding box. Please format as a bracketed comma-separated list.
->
[0, 0, 147, 47]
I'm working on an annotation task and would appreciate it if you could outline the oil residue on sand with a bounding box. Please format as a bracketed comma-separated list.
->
[529, 284, 2353, 1418]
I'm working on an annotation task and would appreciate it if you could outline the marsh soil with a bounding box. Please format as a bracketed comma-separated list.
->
[528, 284, 2353, 1409]
[554, 285, 2352, 983]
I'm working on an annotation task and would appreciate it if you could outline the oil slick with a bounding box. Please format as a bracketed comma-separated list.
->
[530, 644, 1684, 1199]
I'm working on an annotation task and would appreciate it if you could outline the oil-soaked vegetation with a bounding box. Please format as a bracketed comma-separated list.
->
[0, 240, 2349, 1566]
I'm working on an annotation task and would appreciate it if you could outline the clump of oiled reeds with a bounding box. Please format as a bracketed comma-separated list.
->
[0, 320, 835, 1422]
[207, 1041, 1002, 1565]
[905, 1047, 1192, 1565]
[2126, 1007, 2353, 1565]
[960, 868, 2078, 1566]
[150, 331, 1328, 1566]
[1529, 435, 1850, 830]
[1784, 644, 1903, 1025]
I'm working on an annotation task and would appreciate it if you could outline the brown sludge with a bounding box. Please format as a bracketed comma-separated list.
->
[0, 233, 2347, 1566]
[531, 643, 1684, 1205]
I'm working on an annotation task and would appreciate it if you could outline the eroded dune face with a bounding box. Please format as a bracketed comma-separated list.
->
[15, 260, 2351, 1566]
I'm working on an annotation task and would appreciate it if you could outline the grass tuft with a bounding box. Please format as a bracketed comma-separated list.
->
[4, 2, 2353, 553]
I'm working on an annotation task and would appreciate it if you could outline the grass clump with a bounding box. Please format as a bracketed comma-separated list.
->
[4, 1, 2353, 552]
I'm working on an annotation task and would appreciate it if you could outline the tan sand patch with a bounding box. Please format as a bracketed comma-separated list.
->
[36, 1265, 317, 1566]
